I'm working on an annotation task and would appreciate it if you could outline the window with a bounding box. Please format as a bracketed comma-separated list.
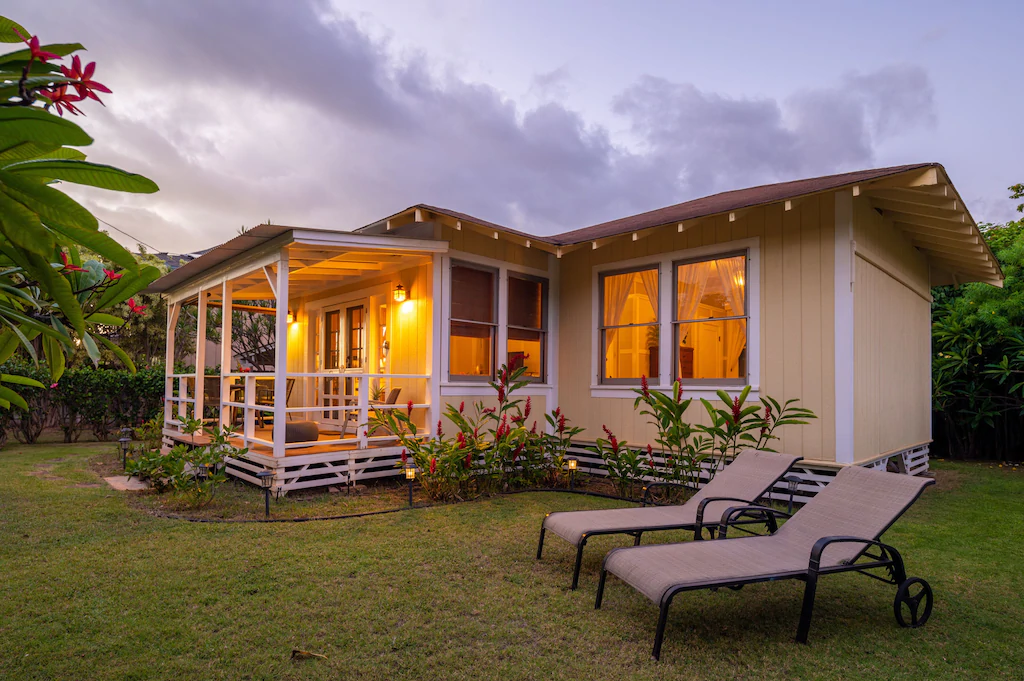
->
[599, 266, 659, 383]
[449, 263, 497, 380]
[507, 274, 547, 381]
[674, 253, 747, 383]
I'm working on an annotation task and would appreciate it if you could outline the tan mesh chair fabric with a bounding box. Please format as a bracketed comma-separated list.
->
[543, 449, 801, 546]
[604, 465, 934, 604]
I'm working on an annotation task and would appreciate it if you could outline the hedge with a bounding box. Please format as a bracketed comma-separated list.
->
[0, 361, 165, 446]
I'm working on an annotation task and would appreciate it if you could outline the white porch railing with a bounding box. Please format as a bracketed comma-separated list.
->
[216, 371, 430, 456]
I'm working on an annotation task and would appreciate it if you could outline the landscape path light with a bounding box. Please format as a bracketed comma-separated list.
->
[567, 458, 578, 491]
[405, 465, 416, 507]
[118, 433, 131, 471]
[256, 470, 274, 519]
[783, 473, 803, 515]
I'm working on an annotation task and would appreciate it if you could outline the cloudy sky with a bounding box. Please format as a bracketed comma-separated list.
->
[8, 1, 1022, 252]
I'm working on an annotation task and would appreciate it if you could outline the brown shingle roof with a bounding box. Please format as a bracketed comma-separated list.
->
[547, 163, 935, 245]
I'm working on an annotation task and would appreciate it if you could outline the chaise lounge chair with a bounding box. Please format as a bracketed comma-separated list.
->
[595, 465, 935, 660]
[537, 449, 803, 589]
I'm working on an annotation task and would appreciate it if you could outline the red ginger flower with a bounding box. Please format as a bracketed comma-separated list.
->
[465, 452, 472, 469]
[531, 421, 537, 434]
[436, 420, 443, 439]
[558, 413, 565, 433]
[103, 268, 122, 280]
[40, 85, 83, 117]
[406, 400, 414, 417]
[59, 251, 87, 272]
[458, 401, 465, 414]
[13, 29, 61, 63]
[554, 406, 561, 418]
[127, 297, 147, 314]
[401, 449, 408, 464]
[430, 457, 436, 474]
[731, 396, 742, 423]
[497, 384, 505, 404]
[60, 55, 112, 103]
[641, 374, 650, 399]
[456, 432, 466, 449]
[647, 444, 655, 468]
[524, 396, 531, 421]
[602, 425, 619, 454]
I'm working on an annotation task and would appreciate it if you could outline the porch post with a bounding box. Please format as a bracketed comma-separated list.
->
[220, 280, 233, 430]
[164, 300, 180, 430]
[194, 290, 207, 425]
[272, 252, 289, 457]
[428, 254, 443, 429]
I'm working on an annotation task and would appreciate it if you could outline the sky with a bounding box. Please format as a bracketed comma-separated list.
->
[8, 0, 1022, 253]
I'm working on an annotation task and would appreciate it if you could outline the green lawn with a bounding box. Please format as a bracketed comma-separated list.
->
[1, 443, 1022, 680]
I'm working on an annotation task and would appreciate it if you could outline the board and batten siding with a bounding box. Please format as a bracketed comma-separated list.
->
[851, 198, 932, 463]
[557, 195, 838, 463]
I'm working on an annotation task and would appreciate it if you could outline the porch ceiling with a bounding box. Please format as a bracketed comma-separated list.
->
[228, 244, 431, 300]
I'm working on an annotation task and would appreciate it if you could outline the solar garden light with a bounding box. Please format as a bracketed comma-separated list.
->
[404, 465, 416, 507]
[256, 469, 274, 519]
[783, 473, 803, 515]
[118, 434, 131, 471]
[195, 462, 209, 484]
[567, 458, 578, 490]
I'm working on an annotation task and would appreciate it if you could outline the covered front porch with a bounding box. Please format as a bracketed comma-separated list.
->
[158, 226, 446, 493]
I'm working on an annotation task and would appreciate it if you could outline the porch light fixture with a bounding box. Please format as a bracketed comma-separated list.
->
[567, 458, 578, 490]
[393, 284, 407, 303]
[118, 434, 131, 471]
[404, 465, 416, 507]
[256, 469, 274, 519]
[286, 309, 294, 324]
[783, 473, 802, 515]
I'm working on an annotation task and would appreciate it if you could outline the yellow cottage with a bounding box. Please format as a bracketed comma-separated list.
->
[148, 163, 1002, 494]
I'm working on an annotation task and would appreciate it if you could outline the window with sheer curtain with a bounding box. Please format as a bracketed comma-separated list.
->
[674, 253, 747, 383]
[599, 266, 659, 383]
[449, 263, 497, 380]
[507, 274, 547, 381]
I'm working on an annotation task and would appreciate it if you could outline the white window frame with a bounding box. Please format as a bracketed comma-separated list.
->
[590, 237, 760, 399]
[440, 251, 557, 399]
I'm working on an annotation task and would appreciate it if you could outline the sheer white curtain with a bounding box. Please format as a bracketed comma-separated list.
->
[602, 272, 634, 373]
[637, 269, 659, 320]
[716, 257, 747, 377]
[676, 261, 713, 324]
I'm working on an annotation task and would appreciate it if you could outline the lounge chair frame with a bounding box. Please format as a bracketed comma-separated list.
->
[595, 492, 935, 661]
[536, 495, 780, 590]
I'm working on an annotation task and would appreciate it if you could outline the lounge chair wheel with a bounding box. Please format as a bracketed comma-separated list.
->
[727, 584, 744, 591]
[893, 577, 933, 628]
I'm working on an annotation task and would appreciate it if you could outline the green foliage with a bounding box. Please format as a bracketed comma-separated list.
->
[0, 14, 160, 409]
[126, 424, 246, 506]
[367, 363, 585, 501]
[0, 359, 164, 445]
[932, 213, 1024, 460]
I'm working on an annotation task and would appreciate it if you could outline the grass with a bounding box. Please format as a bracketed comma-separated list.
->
[1, 442, 1022, 680]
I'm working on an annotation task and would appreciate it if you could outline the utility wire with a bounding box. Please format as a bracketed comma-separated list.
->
[96, 216, 160, 253]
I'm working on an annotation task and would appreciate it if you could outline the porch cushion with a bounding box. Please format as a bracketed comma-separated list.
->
[285, 420, 320, 443]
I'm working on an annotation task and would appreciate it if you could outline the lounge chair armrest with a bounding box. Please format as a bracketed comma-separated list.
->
[807, 536, 900, 572]
[640, 481, 694, 507]
[717, 505, 792, 539]
[694, 496, 760, 525]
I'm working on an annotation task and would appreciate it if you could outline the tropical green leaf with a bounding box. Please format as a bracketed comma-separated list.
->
[0, 328, 21, 363]
[93, 264, 160, 309]
[0, 43, 84, 65]
[86, 312, 126, 327]
[0, 373, 45, 388]
[5, 159, 158, 193]
[81, 331, 101, 365]
[0, 15, 29, 43]
[22, 251, 85, 335]
[0, 170, 98, 229]
[42, 332, 64, 381]
[0, 319, 36, 361]
[0, 107, 92, 148]
[0, 74, 74, 101]
[96, 334, 136, 372]
[0, 186, 52, 255]
[47, 221, 138, 272]
[0, 384, 28, 410]
[0, 141, 59, 163]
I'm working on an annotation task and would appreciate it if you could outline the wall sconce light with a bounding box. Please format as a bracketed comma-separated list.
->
[256, 469, 275, 518]
[404, 465, 416, 507]
[286, 309, 294, 324]
[393, 284, 407, 303]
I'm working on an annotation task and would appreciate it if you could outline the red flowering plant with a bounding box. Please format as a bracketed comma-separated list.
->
[0, 14, 161, 408]
[631, 376, 708, 492]
[541, 405, 584, 487]
[695, 386, 817, 480]
[595, 424, 646, 499]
